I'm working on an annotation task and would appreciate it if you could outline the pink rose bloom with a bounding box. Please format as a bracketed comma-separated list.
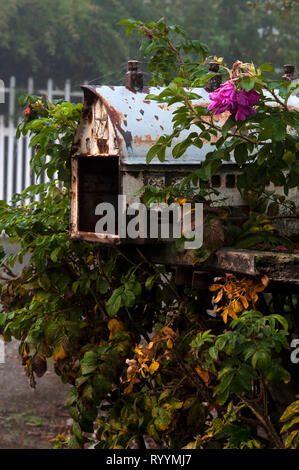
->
[208, 81, 236, 114]
[208, 80, 260, 121]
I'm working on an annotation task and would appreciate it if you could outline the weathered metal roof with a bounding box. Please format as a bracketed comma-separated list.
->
[71, 84, 299, 165]
[80, 85, 226, 165]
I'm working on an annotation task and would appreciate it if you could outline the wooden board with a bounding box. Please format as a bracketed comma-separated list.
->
[138, 246, 299, 285]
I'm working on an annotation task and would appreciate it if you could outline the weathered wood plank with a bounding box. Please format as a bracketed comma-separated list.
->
[139, 246, 299, 285]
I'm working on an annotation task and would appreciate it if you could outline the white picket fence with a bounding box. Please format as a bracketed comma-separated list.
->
[0, 76, 85, 204]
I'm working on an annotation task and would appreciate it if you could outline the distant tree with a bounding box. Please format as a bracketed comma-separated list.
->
[0, 0, 297, 86]
[145, 0, 298, 74]
[0, 0, 148, 85]
[248, 0, 298, 16]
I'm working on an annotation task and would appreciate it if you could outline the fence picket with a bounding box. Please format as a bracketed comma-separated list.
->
[0, 116, 4, 201]
[16, 130, 23, 195]
[0, 76, 84, 204]
[8, 77, 16, 118]
[6, 122, 15, 203]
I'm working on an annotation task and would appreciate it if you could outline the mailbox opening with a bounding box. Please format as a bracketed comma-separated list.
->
[70, 156, 120, 242]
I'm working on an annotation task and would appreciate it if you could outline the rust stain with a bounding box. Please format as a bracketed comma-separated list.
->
[97, 138, 109, 154]
[140, 109, 144, 115]
[143, 100, 151, 104]
[136, 118, 142, 122]
[133, 134, 157, 146]
[82, 106, 93, 123]
[154, 115, 159, 120]
[158, 104, 168, 110]
[105, 102, 124, 125]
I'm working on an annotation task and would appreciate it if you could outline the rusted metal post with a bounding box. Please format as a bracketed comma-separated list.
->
[282, 64, 296, 81]
[125, 60, 143, 92]
[205, 62, 222, 92]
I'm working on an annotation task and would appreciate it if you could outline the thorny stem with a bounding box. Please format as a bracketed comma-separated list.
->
[185, 98, 270, 146]
[172, 346, 223, 415]
[239, 395, 284, 448]
[265, 85, 289, 111]
[140, 25, 184, 66]
[135, 248, 208, 331]
[2, 263, 18, 278]
[96, 252, 113, 292]
[136, 247, 182, 301]
[166, 40, 184, 65]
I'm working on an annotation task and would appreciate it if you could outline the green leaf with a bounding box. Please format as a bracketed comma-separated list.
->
[258, 63, 274, 74]
[81, 351, 98, 375]
[234, 143, 248, 165]
[146, 144, 162, 164]
[93, 374, 111, 398]
[122, 289, 136, 308]
[271, 314, 289, 331]
[240, 77, 255, 91]
[145, 275, 155, 290]
[50, 247, 61, 263]
[172, 139, 192, 158]
[106, 288, 123, 316]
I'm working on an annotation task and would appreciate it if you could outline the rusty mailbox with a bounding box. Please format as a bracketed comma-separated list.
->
[70, 61, 299, 244]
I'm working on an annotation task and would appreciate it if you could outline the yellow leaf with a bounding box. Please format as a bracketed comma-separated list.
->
[213, 289, 223, 303]
[209, 284, 222, 292]
[53, 344, 67, 361]
[183, 441, 198, 449]
[173, 401, 183, 409]
[195, 366, 210, 386]
[261, 275, 269, 287]
[124, 377, 140, 394]
[166, 338, 173, 349]
[108, 319, 125, 339]
[228, 304, 238, 319]
[149, 361, 160, 375]
[222, 308, 228, 323]
[141, 363, 149, 377]
[264, 224, 276, 231]
[162, 326, 176, 337]
[86, 255, 94, 265]
[240, 296, 249, 309]
[135, 347, 145, 356]
[232, 299, 243, 313]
